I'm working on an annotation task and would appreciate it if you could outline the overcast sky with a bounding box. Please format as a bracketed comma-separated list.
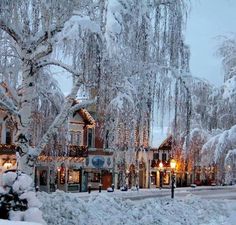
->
[185, 0, 236, 86]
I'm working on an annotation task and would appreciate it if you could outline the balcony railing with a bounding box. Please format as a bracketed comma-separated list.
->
[0, 144, 16, 155]
[67, 145, 88, 157]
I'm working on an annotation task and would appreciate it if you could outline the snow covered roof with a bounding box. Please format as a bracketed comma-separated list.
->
[72, 100, 95, 127]
[151, 126, 169, 149]
[158, 135, 172, 150]
[78, 108, 95, 127]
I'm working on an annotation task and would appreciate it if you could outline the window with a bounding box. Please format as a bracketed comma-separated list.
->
[105, 130, 109, 149]
[6, 129, 12, 145]
[70, 131, 81, 145]
[153, 153, 159, 160]
[151, 172, 157, 185]
[88, 172, 100, 182]
[70, 132, 73, 144]
[68, 169, 80, 184]
[88, 128, 93, 148]
[162, 153, 167, 161]
[77, 132, 81, 146]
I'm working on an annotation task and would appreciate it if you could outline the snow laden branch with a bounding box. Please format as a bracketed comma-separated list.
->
[0, 19, 23, 46]
[34, 80, 95, 157]
[70, 98, 97, 114]
[36, 60, 82, 78]
[31, 25, 64, 48]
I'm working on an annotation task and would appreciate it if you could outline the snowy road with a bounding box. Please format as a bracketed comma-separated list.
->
[73, 185, 236, 201]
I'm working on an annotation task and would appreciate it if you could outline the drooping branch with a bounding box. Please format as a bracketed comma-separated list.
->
[35, 79, 82, 155]
[0, 100, 18, 116]
[36, 60, 82, 78]
[31, 25, 64, 48]
[29, 43, 52, 61]
[0, 19, 23, 46]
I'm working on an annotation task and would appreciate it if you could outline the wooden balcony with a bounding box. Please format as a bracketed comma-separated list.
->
[67, 145, 88, 157]
[0, 144, 16, 155]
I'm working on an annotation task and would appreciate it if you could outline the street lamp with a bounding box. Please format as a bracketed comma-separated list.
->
[170, 159, 176, 199]
[159, 162, 163, 189]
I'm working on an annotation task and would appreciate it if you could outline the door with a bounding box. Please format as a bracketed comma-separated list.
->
[102, 172, 112, 189]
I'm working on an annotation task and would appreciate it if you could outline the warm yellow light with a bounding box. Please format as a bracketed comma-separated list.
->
[3, 162, 12, 169]
[170, 159, 176, 169]
[159, 162, 163, 169]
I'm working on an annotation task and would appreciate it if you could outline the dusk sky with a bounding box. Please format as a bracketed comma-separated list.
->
[186, 0, 236, 86]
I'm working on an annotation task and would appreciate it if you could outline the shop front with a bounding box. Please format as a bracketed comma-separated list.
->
[36, 158, 84, 192]
[84, 154, 113, 190]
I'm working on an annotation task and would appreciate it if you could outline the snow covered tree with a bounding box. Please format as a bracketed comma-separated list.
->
[0, 0, 191, 179]
[0, 0, 100, 175]
[194, 35, 236, 183]
[98, 0, 190, 151]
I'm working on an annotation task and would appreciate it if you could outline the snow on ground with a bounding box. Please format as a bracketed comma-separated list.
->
[38, 190, 228, 225]
[223, 200, 236, 225]
[0, 219, 42, 225]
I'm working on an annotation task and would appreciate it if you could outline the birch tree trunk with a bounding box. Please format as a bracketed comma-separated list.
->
[16, 59, 38, 175]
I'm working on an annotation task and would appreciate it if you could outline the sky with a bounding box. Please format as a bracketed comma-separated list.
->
[185, 0, 236, 86]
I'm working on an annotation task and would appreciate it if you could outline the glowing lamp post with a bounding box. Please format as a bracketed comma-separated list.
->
[170, 159, 176, 199]
[159, 162, 163, 189]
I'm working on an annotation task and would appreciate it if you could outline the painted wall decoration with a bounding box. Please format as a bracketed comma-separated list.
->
[85, 155, 113, 168]
[107, 157, 111, 166]
[85, 157, 90, 166]
[92, 156, 105, 168]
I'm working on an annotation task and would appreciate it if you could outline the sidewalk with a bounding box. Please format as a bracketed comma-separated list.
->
[69, 185, 236, 201]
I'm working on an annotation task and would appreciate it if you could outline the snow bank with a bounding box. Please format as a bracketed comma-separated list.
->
[38, 191, 227, 225]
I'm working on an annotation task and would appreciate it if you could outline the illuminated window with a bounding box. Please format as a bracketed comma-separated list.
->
[68, 169, 80, 184]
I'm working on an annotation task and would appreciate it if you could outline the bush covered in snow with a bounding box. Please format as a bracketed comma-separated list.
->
[0, 171, 45, 224]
